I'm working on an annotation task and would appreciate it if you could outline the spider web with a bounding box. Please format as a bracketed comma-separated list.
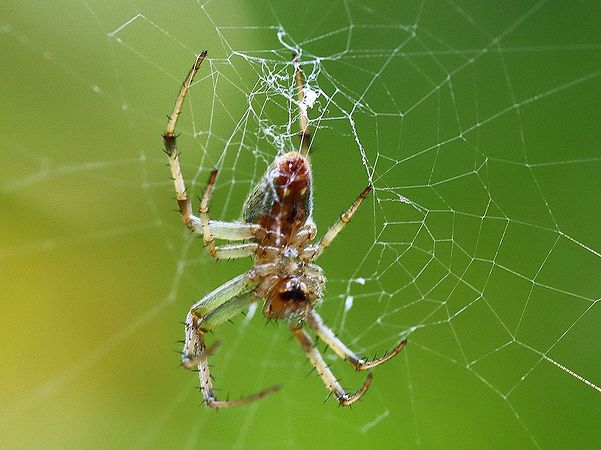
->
[1, 0, 601, 448]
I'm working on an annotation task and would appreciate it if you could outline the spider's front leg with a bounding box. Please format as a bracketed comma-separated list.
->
[307, 311, 407, 370]
[291, 324, 372, 406]
[183, 272, 280, 408]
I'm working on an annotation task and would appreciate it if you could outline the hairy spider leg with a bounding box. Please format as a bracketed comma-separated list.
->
[198, 169, 263, 259]
[291, 325, 372, 406]
[292, 53, 312, 157]
[162, 53, 264, 256]
[307, 311, 407, 370]
[306, 185, 372, 261]
[162, 51, 207, 233]
[182, 273, 255, 366]
[183, 276, 280, 408]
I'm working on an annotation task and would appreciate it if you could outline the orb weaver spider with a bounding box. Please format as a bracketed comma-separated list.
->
[162, 51, 407, 408]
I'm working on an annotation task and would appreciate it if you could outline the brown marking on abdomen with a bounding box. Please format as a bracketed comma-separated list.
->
[258, 152, 312, 246]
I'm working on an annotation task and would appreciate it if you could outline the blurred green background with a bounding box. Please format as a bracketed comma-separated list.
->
[1, 1, 601, 449]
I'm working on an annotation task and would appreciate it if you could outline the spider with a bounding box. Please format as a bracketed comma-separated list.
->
[162, 51, 407, 408]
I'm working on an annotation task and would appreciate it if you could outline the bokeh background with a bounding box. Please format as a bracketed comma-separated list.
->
[1, 1, 600, 449]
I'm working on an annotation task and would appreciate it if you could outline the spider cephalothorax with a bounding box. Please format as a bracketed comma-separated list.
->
[163, 51, 406, 409]
[263, 276, 313, 320]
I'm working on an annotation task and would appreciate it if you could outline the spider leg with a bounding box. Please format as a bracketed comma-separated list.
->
[199, 169, 221, 257]
[209, 220, 260, 241]
[183, 273, 255, 332]
[207, 243, 259, 259]
[163, 52, 207, 233]
[197, 169, 271, 259]
[169, 168, 273, 260]
[292, 53, 312, 156]
[162, 54, 260, 249]
[181, 273, 252, 366]
[184, 288, 280, 408]
[305, 185, 372, 261]
[291, 324, 372, 406]
[307, 311, 407, 371]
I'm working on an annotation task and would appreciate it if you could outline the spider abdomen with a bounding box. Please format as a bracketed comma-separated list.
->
[243, 152, 313, 246]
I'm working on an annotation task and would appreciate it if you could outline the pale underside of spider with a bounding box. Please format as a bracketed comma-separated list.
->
[162, 51, 407, 408]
